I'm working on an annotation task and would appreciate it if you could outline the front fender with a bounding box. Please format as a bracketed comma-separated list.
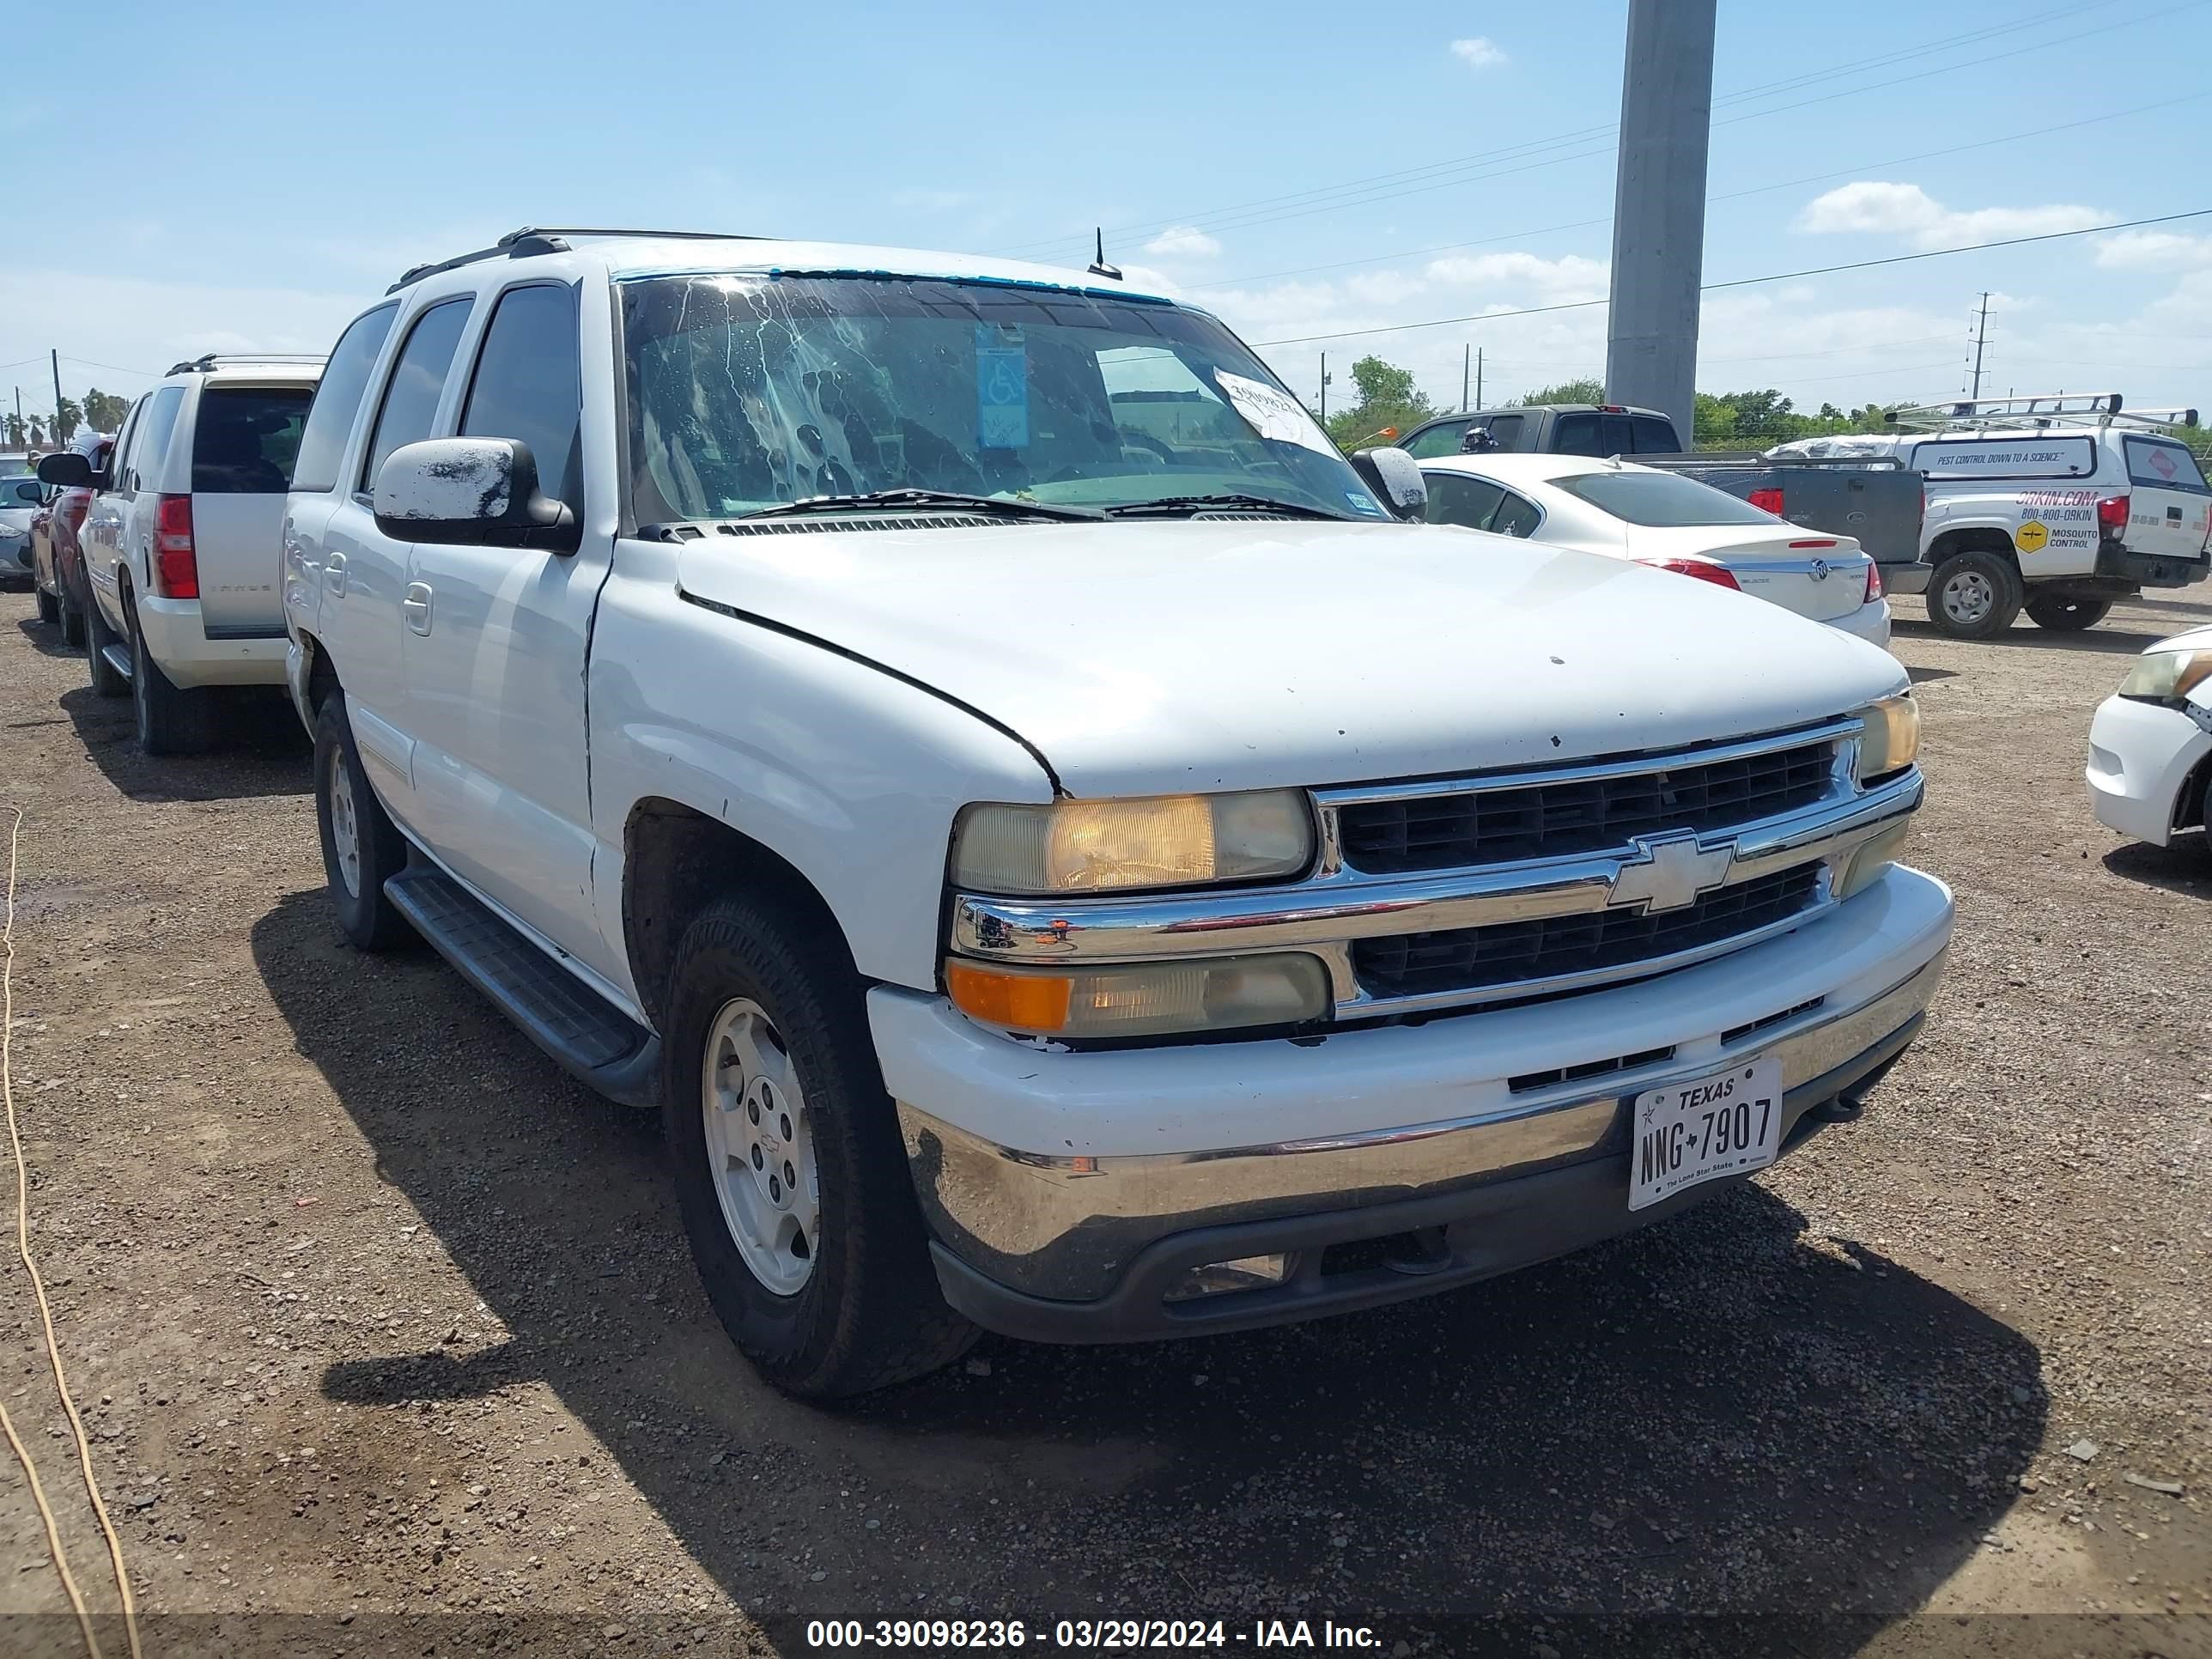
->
[586, 560, 1055, 999]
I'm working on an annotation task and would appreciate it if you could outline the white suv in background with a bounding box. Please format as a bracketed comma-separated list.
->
[42, 352, 324, 753]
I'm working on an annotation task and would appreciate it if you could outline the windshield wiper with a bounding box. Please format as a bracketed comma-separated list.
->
[1103, 493, 1346, 520]
[738, 488, 1102, 522]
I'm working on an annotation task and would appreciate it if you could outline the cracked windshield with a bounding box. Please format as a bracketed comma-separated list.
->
[621, 273, 1383, 522]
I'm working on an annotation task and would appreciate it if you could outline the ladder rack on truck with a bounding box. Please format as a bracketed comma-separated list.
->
[1886, 392, 2200, 434]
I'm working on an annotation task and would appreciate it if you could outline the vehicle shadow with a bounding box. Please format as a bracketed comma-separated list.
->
[12, 612, 82, 662]
[58, 684, 309, 802]
[2102, 838, 2211, 896]
[251, 891, 2043, 1653]
[1891, 617, 2172, 654]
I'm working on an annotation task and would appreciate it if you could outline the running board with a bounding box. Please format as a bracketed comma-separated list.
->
[384, 865, 660, 1109]
[100, 642, 133, 681]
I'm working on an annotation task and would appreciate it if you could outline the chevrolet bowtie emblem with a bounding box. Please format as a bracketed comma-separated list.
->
[1607, 834, 1734, 913]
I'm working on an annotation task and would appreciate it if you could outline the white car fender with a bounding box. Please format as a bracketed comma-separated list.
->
[586, 556, 1057, 1001]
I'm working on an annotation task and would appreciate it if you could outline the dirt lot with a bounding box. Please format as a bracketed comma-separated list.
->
[0, 586, 2205, 1658]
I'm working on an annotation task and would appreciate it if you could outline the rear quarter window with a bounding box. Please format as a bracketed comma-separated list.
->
[291, 303, 399, 494]
[2124, 437, 2209, 494]
[192, 386, 314, 494]
[125, 386, 186, 492]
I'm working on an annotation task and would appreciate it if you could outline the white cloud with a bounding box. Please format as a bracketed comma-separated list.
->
[1795, 181, 2106, 252]
[2094, 230, 2212, 271]
[1449, 37, 1506, 70]
[1143, 225, 1222, 259]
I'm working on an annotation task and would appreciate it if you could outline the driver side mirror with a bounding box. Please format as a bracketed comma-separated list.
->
[36, 451, 94, 489]
[10, 480, 42, 506]
[372, 437, 580, 554]
[1347, 446, 1428, 520]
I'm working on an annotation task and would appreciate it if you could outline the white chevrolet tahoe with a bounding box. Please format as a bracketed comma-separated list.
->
[1771, 394, 2212, 639]
[282, 228, 1954, 1397]
[40, 354, 325, 752]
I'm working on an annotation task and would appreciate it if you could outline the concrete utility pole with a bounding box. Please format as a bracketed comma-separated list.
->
[1603, 0, 1717, 442]
[1475, 348, 1483, 410]
[51, 349, 64, 442]
[1462, 343, 1470, 413]
[1969, 292, 1990, 400]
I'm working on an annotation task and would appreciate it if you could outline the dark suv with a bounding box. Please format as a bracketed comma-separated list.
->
[1399, 402, 1682, 460]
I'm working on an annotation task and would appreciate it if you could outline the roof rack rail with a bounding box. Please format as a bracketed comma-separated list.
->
[161, 350, 329, 376]
[1882, 391, 2197, 435]
[388, 226, 763, 294]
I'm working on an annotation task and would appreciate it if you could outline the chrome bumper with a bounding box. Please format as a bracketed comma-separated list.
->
[899, 948, 1945, 1312]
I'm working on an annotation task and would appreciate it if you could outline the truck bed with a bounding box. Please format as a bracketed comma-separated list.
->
[1636, 453, 1928, 592]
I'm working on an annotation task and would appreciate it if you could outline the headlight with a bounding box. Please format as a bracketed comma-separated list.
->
[945, 953, 1330, 1039]
[950, 791, 1314, 895]
[2117, 650, 2212, 707]
[1853, 694, 1919, 783]
[1832, 816, 1912, 901]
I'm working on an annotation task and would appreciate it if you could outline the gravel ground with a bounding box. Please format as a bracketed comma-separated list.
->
[0, 585, 2205, 1659]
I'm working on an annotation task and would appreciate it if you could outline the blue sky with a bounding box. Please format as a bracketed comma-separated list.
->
[6, 0, 2211, 426]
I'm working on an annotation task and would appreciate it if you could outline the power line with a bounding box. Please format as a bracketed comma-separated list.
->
[1250, 208, 2212, 348]
[992, 0, 2181, 263]
[1188, 88, 2210, 294]
[58, 356, 161, 379]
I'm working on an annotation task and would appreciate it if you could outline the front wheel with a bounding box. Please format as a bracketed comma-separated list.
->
[2023, 593, 2112, 632]
[1927, 550, 2023, 640]
[34, 586, 60, 626]
[57, 569, 87, 649]
[661, 893, 975, 1397]
[83, 584, 129, 696]
[313, 690, 416, 951]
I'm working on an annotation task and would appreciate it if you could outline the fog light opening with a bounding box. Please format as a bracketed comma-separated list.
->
[1162, 1254, 1291, 1303]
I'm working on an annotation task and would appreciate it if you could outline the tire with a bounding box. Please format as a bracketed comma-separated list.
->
[2023, 593, 2112, 632]
[1927, 549, 2023, 640]
[661, 891, 975, 1397]
[83, 582, 129, 697]
[34, 586, 59, 626]
[131, 611, 216, 756]
[313, 690, 416, 951]
[58, 572, 87, 649]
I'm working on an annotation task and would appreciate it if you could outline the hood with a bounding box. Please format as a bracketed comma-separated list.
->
[671, 520, 1908, 797]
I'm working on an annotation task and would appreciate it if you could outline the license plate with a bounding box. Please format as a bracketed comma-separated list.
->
[1627, 1054, 1784, 1212]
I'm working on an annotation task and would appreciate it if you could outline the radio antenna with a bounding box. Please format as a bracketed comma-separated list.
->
[1087, 228, 1122, 282]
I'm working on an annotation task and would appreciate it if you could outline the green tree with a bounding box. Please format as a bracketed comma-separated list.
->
[1324, 355, 1436, 449]
[1511, 378, 1606, 406]
[83, 388, 131, 434]
[3, 412, 22, 450]
[52, 397, 82, 444]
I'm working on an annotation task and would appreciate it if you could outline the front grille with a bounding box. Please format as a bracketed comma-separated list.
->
[1353, 864, 1823, 1000]
[1336, 738, 1835, 874]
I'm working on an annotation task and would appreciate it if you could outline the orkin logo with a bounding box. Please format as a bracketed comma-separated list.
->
[1607, 833, 1735, 914]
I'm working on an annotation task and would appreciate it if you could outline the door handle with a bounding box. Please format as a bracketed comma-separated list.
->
[325, 551, 348, 598]
[403, 581, 434, 636]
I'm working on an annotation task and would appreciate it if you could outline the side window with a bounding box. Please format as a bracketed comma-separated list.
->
[1552, 413, 1601, 456]
[459, 284, 584, 512]
[1490, 489, 1543, 538]
[125, 386, 186, 494]
[1485, 414, 1526, 450]
[107, 399, 143, 489]
[1403, 420, 1470, 459]
[1422, 471, 1507, 530]
[292, 302, 399, 493]
[360, 298, 473, 495]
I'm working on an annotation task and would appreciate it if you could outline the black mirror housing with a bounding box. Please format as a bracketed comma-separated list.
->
[11, 480, 42, 505]
[372, 437, 580, 554]
[36, 451, 93, 489]
[1347, 446, 1428, 520]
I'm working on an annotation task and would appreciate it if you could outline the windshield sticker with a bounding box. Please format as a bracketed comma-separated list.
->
[975, 325, 1029, 450]
[1346, 490, 1386, 516]
[1213, 369, 1337, 457]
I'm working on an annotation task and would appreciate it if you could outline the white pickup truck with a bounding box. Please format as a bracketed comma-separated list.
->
[1771, 395, 2212, 637]
[282, 228, 1953, 1396]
